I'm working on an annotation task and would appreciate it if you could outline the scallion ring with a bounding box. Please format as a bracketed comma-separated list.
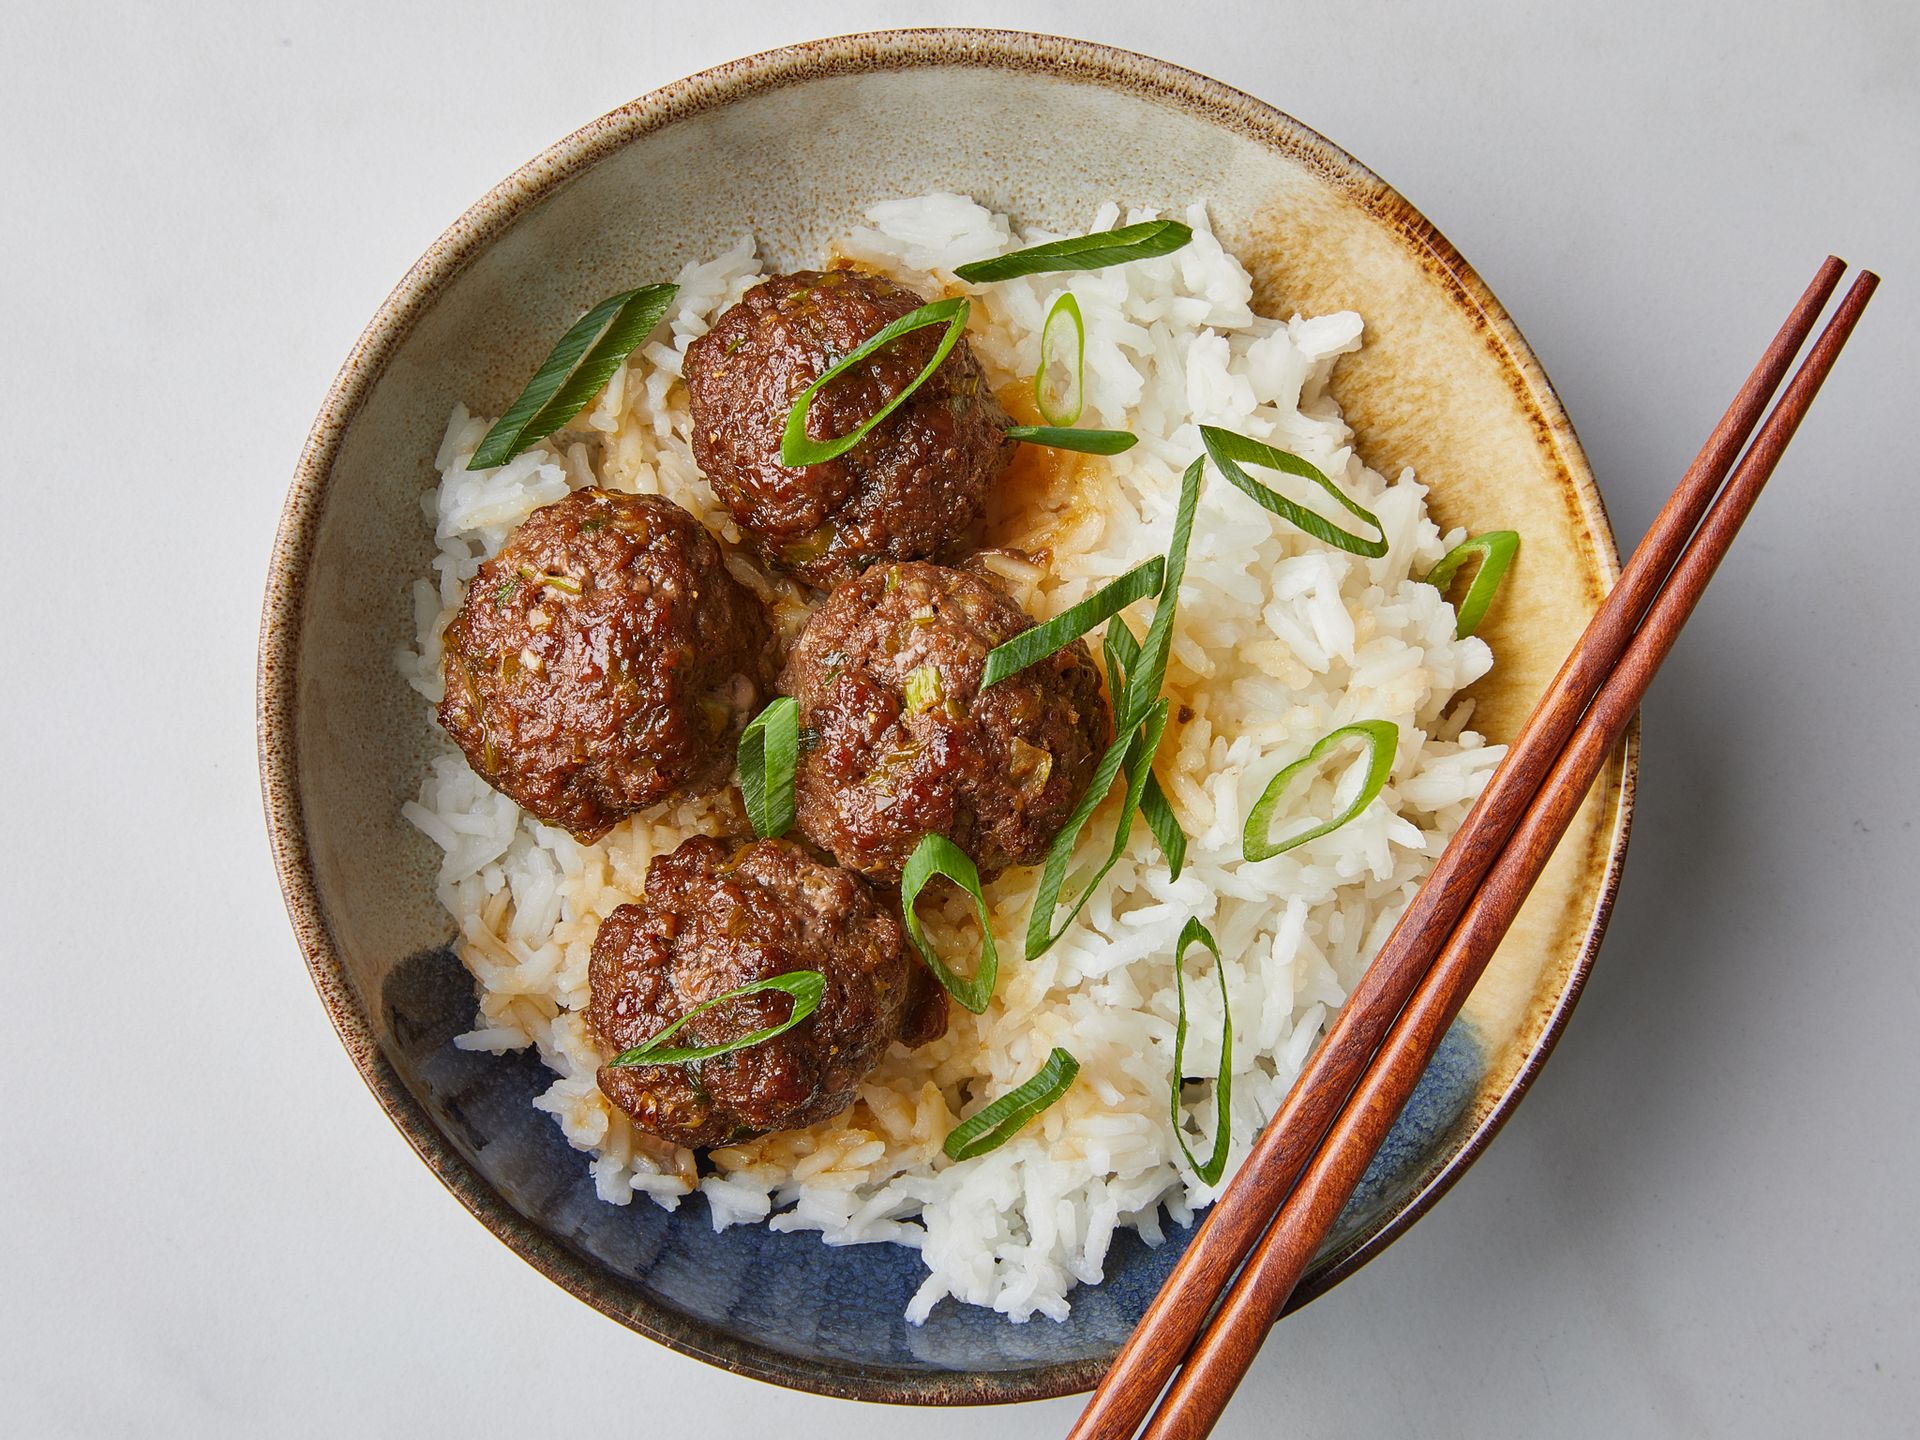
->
[1003, 426, 1138, 455]
[469, 284, 678, 470]
[606, 970, 825, 1068]
[737, 696, 799, 839]
[1170, 917, 1232, 1185]
[953, 220, 1194, 284]
[1035, 292, 1085, 426]
[901, 835, 1000, 1015]
[1424, 530, 1520, 638]
[981, 556, 1165, 689]
[943, 1048, 1080, 1161]
[1199, 425, 1388, 558]
[1242, 720, 1399, 862]
[780, 298, 970, 468]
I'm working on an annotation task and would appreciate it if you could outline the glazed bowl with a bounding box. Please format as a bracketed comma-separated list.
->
[259, 29, 1633, 1404]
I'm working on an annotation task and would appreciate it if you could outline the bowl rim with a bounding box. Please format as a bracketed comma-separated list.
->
[258, 26, 1635, 1406]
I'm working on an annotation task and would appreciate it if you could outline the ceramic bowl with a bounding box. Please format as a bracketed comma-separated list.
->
[259, 29, 1634, 1404]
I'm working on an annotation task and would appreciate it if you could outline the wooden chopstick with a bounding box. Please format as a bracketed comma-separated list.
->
[1065, 254, 1849, 1440]
[1132, 267, 1879, 1440]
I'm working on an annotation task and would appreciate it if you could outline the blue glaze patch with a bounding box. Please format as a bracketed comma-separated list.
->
[382, 946, 1484, 1378]
[1322, 1017, 1484, 1255]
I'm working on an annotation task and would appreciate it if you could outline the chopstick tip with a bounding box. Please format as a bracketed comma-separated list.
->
[1839, 270, 1881, 312]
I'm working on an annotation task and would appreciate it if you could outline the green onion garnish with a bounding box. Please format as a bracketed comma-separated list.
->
[1024, 457, 1203, 960]
[1243, 720, 1399, 862]
[1035, 292, 1085, 426]
[980, 556, 1165, 689]
[1423, 530, 1520, 638]
[1170, 917, 1232, 1185]
[943, 1047, 1081, 1161]
[779, 298, 971, 468]
[1138, 768, 1189, 883]
[606, 970, 825, 1067]
[1127, 721, 1188, 882]
[903, 664, 944, 713]
[1104, 620, 1187, 880]
[1117, 457, 1205, 730]
[737, 696, 798, 839]
[1003, 426, 1138, 455]
[901, 834, 1000, 1014]
[1024, 698, 1170, 961]
[1198, 425, 1388, 558]
[469, 284, 678, 470]
[952, 220, 1194, 284]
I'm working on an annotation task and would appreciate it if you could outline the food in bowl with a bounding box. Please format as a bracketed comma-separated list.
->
[589, 834, 947, 1148]
[784, 559, 1112, 883]
[396, 193, 1516, 1324]
[436, 487, 778, 840]
[685, 268, 1014, 586]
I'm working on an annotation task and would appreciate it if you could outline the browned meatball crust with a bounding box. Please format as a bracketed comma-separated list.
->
[588, 835, 946, 1148]
[783, 563, 1112, 883]
[438, 489, 777, 842]
[683, 269, 1013, 588]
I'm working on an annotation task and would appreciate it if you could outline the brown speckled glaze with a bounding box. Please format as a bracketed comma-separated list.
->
[258, 29, 1633, 1405]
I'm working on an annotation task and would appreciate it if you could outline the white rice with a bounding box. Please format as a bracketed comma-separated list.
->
[397, 195, 1502, 1322]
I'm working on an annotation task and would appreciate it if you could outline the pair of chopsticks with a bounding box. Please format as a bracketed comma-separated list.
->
[1070, 256, 1879, 1440]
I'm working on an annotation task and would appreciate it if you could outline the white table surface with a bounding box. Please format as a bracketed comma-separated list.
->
[4, 2, 1915, 1434]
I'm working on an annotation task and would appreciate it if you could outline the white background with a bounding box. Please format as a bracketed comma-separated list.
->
[3, 2, 1916, 1435]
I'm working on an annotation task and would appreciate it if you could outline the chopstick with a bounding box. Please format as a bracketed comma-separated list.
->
[1068, 257, 1874, 1440]
[1131, 265, 1879, 1440]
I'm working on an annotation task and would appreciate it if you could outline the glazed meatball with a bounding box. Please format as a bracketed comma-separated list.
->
[588, 835, 947, 1148]
[784, 563, 1111, 883]
[684, 269, 1013, 588]
[438, 489, 777, 841]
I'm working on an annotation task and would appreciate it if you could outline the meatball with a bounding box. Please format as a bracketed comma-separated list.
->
[588, 835, 947, 1147]
[784, 563, 1112, 882]
[438, 489, 776, 842]
[684, 269, 1013, 588]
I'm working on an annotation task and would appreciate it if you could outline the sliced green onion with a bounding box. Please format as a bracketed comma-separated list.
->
[606, 970, 825, 1067]
[943, 1047, 1081, 1161]
[901, 834, 1000, 1015]
[1103, 621, 1187, 880]
[1198, 425, 1388, 558]
[1424, 530, 1520, 638]
[470, 284, 678, 470]
[903, 664, 944, 713]
[780, 298, 970, 468]
[1243, 720, 1399, 862]
[1035, 292, 1085, 426]
[1170, 917, 1232, 1185]
[737, 696, 798, 839]
[1024, 697, 1169, 961]
[981, 556, 1165, 689]
[953, 219, 1194, 283]
[1004, 426, 1137, 455]
[1119, 457, 1205, 730]
[1024, 457, 1204, 960]
[1127, 723, 1188, 884]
